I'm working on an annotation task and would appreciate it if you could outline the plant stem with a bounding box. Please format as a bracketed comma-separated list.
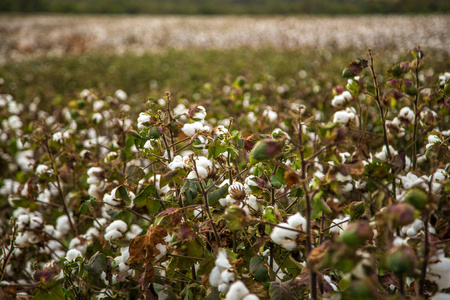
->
[0, 223, 16, 282]
[269, 163, 279, 281]
[45, 140, 77, 236]
[419, 213, 429, 296]
[298, 119, 317, 300]
[398, 273, 405, 296]
[367, 49, 391, 161]
[412, 56, 420, 170]
[192, 158, 221, 247]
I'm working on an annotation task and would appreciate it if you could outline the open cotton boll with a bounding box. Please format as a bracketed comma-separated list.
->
[333, 110, 350, 125]
[427, 251, 450, 290]
[196, 156, 213, 170]
[398, 107, 415, 124]
[154, 243, 167, 261]
[287, 213, 307, 230]
[246, 195, 260, 213]
[126, 224, 143, 239]
[215, 249, 231, 269]
[331, 94, 346, 108]
[243, 295, 260, 300]
[209, 266, 222, 286]
[270, 223, 299, 250]
[56, 215, 72, 235]
[219, 283, 230, 293]
[104, 229, 123, 241]
[262, 108, 278, 122]
[431, 293, 450, 300]
[106, 220, 127, 233]
[226, 280, 250, 300]
[196, 166, 208, 179]
[168, 155, 186, 170]
[220, 269, 235, 284]
[181, 122, 204, 136]
[66, 249, 82, 261]
[193, 106, 207, 120]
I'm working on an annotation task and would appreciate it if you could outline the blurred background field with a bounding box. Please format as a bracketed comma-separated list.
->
[0, 14, 449, 111]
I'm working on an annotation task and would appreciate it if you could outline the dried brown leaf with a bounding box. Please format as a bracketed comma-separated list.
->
[128, 225, 168, 265]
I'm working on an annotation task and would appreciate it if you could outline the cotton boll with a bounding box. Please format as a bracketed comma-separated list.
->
[126, 224, 143, 239]
[94, 218, 108, 229]
[154, 243, 167, 261]
[215, 250, 231, 269]
[412, 219, 424, 231]
[15, 232, 29, 246]
[66, 249, 82, 261]
[181, 122, 204, 136]
[398, 107, 415, 124]
[246, 195, 260, 213]
[114, 89, 127, 101]
[226, 280, 250, 300]
[209, 266, 222, 286]
[431, 293, 450, 300]
[427, 252, 450, 290]
[220, 269, 235, 284]
[282, 240, 298, 251]
[287, 213, 307, 230]
[270, 223, 298, 250]
[331, 94, 346, 108]
[168, 155, 186, 170]
[196, 156, 213, 170]
[193, 106, 207, 120]
[243, 295, 260, 300]
[106, 220, 127, 233]
[56, 215, 71, 235]
[187, 171, 198, 179]
[333, 110, 350, 125]
[218, 283, 230, 293]
[196, 166, 208, 179]
[104, 229, 122, 241]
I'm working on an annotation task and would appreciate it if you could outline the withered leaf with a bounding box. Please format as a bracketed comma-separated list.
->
[307, 240, 330, 271]
[128, 225, 168, 265]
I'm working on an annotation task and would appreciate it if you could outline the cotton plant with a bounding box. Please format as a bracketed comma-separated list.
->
[0, 51, 449, 300]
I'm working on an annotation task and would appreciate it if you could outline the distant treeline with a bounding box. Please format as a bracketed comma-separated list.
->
[1, 0, 449, 14]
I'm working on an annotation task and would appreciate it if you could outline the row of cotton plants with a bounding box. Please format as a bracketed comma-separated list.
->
[0, 48, 449, 299]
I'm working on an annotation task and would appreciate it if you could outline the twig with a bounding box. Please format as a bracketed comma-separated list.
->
[45, 139, 77, 236]
[367, 49, 392, 161]
[192, 157, 221, 247]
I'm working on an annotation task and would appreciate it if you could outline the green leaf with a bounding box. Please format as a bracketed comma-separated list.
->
[208, 142, 227, 159]
[149, 126, 162, 139]
[207, 184, 229, 206]
[338, 277, 351, 291]
[116, 185, 131, 206]
[166, 257, 178, 281]
[249, 256, 270, 282]
[181, 180, 199, 205]
[276, 167, 287, 184]
[161, 168, 187, 187]
[186, 237, 204, 258]
[269, 282, 298, 300]
[86, 252, 107, 275]
[289, 189, 304, 197]
[282, 254, 303, 278]
[34, 284, 65, 300]
[197, 254, 215, 276]
[134, 185, 158, 205]
[270, 175, 283, 189]
[154, 284, 178, 300]
[126, 165, 145, 188]
[128, 130, 143, 140]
